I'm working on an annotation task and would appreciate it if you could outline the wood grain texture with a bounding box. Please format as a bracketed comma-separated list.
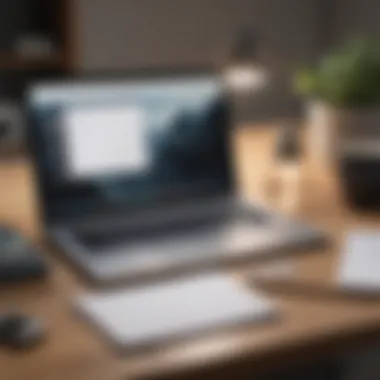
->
[2, 127, 380, 380]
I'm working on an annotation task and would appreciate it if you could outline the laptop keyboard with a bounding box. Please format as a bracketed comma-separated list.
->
[73, 207, 266, 252]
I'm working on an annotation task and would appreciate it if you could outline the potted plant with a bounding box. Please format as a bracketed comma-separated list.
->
[294, 38, 380, 169]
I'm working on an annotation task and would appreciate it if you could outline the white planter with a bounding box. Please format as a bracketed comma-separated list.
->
[307, 101, 380, 169]
[307, 101, 340, 169]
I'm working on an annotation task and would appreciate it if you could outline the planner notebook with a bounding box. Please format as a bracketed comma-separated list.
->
[339, 230, 380, 293]
[75, 274, 278, 351]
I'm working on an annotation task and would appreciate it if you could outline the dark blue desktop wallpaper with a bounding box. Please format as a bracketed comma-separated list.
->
[28, 78, 232, 221]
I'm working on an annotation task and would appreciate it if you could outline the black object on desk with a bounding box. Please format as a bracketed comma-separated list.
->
[340, 153, 380, 210]
[275, 123, 302, 162]
[0, 227, 48, 283]
[0, 314, 45, 350]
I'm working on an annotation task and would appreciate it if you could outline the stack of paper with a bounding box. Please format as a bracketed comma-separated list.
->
[75, 274, 278, 351]
[339, 230, 380, 293]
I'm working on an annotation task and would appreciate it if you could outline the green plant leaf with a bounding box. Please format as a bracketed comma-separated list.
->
[294, 37, 380, 107]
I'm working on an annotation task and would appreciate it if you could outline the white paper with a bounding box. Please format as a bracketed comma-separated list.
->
[75, 274, 277, 349]
[63, 106, 150, 179]
[339, 230, 380, 291]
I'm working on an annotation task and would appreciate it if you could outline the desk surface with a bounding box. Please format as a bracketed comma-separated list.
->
[2, 126, 380, 380]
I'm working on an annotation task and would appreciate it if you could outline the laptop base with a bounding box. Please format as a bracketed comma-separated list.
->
[49, 198, 328, 286]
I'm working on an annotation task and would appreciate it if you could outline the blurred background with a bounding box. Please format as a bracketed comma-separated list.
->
[0, 0, 379, 154]
[0, 0, 329, 135]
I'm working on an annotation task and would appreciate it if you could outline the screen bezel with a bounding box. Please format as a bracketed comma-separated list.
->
[26, 69, 235, 226]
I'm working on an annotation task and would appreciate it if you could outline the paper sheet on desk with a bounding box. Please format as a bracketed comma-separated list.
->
[74, 274, 278, 351]
[339, 230, 380, 292]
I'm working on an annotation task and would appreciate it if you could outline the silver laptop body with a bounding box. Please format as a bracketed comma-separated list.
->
[27, 71, 326, 285]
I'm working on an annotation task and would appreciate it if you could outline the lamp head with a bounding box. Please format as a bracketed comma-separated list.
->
[222, 28, 269, 93]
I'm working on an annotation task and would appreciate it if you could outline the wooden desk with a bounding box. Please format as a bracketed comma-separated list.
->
[2, 126, 380, 380]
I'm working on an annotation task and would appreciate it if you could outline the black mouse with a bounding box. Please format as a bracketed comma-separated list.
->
[0, 314, 45, 350]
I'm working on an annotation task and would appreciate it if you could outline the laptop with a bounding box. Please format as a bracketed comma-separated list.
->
[27, 71, 326, 285]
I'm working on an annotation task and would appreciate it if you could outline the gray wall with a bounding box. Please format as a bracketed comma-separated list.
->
[331, 0, 380, 44]
[72, 0, 319, 121]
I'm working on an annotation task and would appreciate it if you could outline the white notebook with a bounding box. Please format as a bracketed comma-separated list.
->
[339, 230, 380, 292]
[75, 274, 277, 351]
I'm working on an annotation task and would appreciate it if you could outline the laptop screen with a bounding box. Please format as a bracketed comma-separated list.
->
[27, 73, 233, 223]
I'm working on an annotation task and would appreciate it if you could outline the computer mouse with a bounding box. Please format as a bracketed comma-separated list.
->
[0, 314, 45, 350]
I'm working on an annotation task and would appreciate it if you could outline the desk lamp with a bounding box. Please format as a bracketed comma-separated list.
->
[222, 27, 302, 209]
[222, 28, 269, 93]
